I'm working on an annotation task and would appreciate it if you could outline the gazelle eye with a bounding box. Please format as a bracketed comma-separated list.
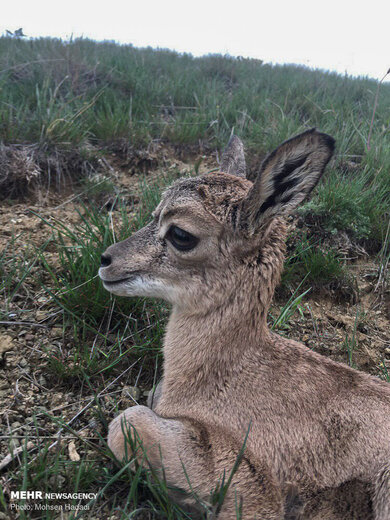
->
[166, 226, 199, 252]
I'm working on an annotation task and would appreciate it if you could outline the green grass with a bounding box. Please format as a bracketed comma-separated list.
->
[271, 282, 311, 331]
[341, 310, 360, 367]
[4, 433, 192, 519]
[299, 162, 390, 242]
[301, 248, 346, 284]
[282, 234, 347, 287]
[1, 37, 389, 150]
[0, 235, 40, 320]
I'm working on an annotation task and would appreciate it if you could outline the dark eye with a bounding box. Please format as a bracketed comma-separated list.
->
[166, 226, 199, 252]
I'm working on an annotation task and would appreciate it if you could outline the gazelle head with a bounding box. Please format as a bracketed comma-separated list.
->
[99, 129, 335, 312]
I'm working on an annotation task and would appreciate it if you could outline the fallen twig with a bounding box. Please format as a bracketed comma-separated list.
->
[0, 321, 48, 328]
[0, 442, 35, 471]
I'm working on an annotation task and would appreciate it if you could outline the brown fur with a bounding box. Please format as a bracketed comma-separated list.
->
[100, 130, 390, 519]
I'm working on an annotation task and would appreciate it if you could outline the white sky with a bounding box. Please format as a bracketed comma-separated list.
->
[2, 0, 389, 80]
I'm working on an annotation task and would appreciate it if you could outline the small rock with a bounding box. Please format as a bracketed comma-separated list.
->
[9, 438, 20, 450]
[121, 385, 140, 401]
[19, 358, 28, 368]
[68, 440, 80, 461]
[0, 335, 14, 355]
[50, 327, 63, 337]
[88, 418, 98, 429]
[48, 474, 66, 487]
[46, 344, 58, 352]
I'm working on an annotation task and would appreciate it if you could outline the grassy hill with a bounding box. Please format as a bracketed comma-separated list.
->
[0, 37, 389, 519]
[1, 36, 389, 242]
[1, 37, 389, 149]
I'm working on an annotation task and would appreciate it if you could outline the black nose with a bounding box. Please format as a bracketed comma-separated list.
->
[100, 254, 112, 267]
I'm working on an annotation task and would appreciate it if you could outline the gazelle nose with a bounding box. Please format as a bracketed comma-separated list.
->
[100, 254, 112, 267]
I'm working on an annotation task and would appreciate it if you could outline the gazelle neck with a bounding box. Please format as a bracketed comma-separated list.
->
[162, 218, 286, 384]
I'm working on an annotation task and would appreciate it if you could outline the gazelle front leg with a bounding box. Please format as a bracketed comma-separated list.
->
[108, 405, 285, 519]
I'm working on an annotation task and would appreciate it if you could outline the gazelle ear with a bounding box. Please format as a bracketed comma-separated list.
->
[239, 129, 335, 234]
[220, 135, 246, 178]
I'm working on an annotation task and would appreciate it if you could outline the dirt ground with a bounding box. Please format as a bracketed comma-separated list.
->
[0, 149, 389, 488]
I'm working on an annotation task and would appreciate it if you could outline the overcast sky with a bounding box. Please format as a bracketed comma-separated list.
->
[2, 0, 389, 81]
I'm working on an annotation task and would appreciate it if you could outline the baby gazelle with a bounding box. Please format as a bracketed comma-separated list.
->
[99, 129, 390, 519]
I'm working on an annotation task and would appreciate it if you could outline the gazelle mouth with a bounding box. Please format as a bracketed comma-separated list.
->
[102, 278, 131, 287]
[100, 271, 143, 288]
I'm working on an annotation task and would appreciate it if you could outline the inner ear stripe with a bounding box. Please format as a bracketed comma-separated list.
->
[279, 193, 296, 205]
[273, 155, 308, 185]
[255, 193, 277, 219]
[275, 176, 300, 197]
[257, 189, 303, 222]
[256, 174, 302, 218]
